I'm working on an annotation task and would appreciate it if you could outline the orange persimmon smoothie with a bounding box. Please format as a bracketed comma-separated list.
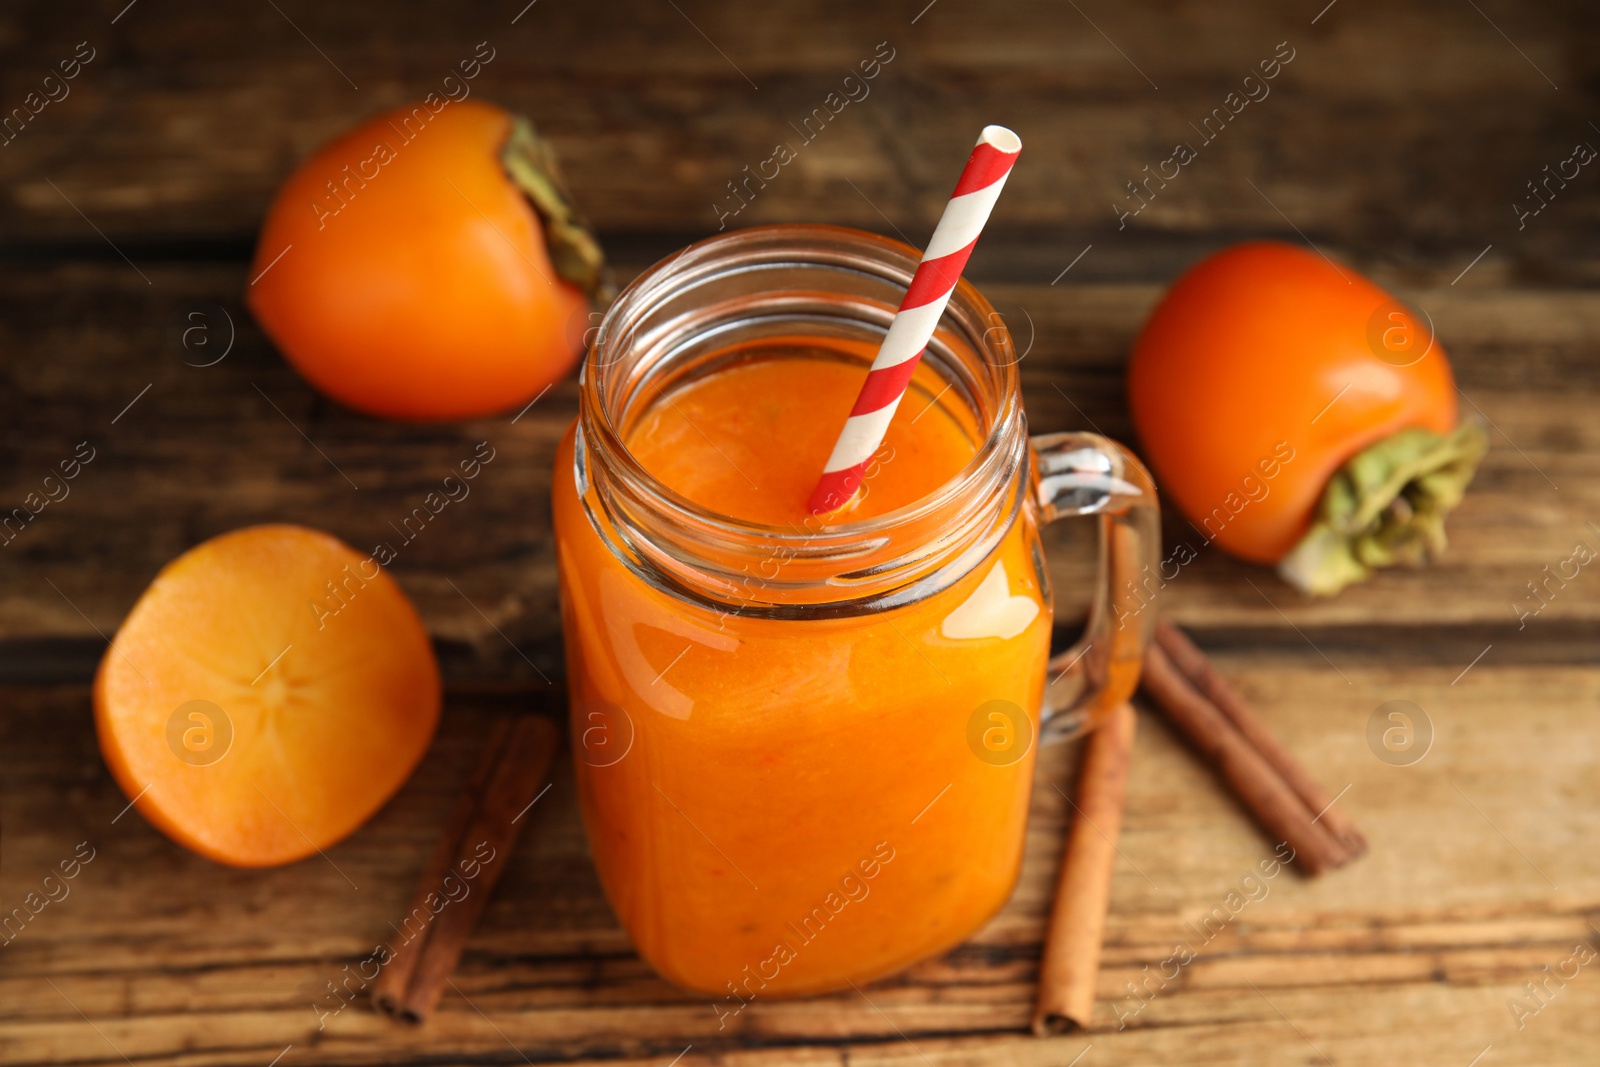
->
[553, 337, 1054, 998]
[628, 343, 977, 524]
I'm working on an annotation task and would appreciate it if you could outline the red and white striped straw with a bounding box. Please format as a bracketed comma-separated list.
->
[808, 125, 1022, 515]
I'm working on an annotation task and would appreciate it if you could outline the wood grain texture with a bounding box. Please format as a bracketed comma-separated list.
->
[0, 0, 1597, 277]
[2, 264, 1597, 683]
[3, 0, 1598, 1062]
[3, 661, 1597, 1065]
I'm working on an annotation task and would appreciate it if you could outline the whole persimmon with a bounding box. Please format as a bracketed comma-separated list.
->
[95, 525, 440, 867]
[1127, 241, 1486, 595]
[248, 100, 606, 420]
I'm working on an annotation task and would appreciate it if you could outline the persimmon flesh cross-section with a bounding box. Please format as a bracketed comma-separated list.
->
[95, 524, 441, 867]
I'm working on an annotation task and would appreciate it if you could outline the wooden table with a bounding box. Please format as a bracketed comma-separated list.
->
[4, 1, 1599, 1063]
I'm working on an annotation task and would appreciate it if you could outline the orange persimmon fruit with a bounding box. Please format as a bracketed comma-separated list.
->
[247, 100, 607, 421]
[95, 525, 440, 866]
[1127, 241, 1486, 595]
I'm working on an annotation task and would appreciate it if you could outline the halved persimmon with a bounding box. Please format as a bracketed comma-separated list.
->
[95, 525, 440, 867]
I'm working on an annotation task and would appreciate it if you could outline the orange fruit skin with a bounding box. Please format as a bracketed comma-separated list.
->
[247, 100, 587, 421]
[1126, 241, 1460, 565]
[94, 525, 440, 867]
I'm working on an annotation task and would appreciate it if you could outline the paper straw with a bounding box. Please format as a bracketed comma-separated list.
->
[808, 124, 1021, 515]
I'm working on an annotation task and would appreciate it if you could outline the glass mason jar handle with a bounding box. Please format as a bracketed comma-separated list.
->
[1031, 432, 1161, 744]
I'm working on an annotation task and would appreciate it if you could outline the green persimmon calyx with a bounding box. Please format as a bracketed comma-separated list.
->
[501, 115, 614, 303]
[1278, 419, 1489, 597]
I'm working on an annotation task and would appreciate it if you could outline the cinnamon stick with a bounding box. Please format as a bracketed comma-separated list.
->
[1033, 702, 1137, 1035]
[1140, 643, 1351, 876]
[372, 717, 512, 1016]
[375, 714, 561, 1023]
[1155, 620, 1367, 858]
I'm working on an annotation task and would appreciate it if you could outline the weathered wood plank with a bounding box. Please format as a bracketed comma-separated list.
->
[0, 0, 1597, 277]
[3, 264, 1598, 681]
[3, 660, 1597, 1064]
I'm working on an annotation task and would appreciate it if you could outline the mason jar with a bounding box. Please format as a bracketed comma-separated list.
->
[552, 224, 1157, 999]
